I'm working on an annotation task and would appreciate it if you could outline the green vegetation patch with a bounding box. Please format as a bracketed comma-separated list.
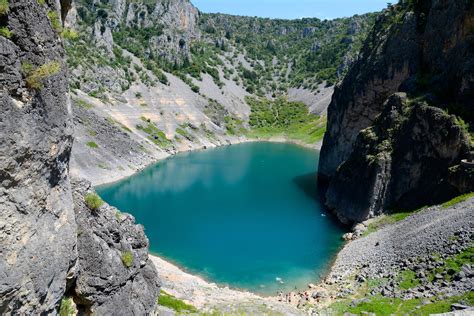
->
[363, 212, 414, 237]
[59, 297, 76, 316]
[175, 125, 195, 141]
[397, 269, 421, 290]
[22, 61, 61, 90]
[61, 28, 79, 40]
[442, 192, 474, 208]
[428, 245, 474, 282]
[0, 27, 12, 38]
[245, 96, 326, 144]
[84, 193, 104, 211]
[121, 251, 133, 268]
[47, 11, 62, 32]
[86, 141, 98, 148]
[328, 292, 474, 315]
[0, 0, 8, 15]
[158, 291, 197, 313]
[74, 98, 94, 109]
[136, 118, 173, 148]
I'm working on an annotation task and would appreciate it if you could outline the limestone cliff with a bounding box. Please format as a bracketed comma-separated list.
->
[0, 1, 76, 312]
[0, 1, 160, 314]
[319, 0, 474, 224]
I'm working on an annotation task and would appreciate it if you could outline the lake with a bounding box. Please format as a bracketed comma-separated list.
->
[97, 142, 345, 295]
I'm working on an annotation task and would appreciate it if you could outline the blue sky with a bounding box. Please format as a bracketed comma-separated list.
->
[190, 0, 390, 20]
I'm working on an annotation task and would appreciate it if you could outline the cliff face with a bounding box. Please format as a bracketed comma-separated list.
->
[0, 1, 159, 314]
[0, 1, 76, 313]
[71, 0, 200, 64]
[319, 0, 474, 224]
[70, 180, 160, 315]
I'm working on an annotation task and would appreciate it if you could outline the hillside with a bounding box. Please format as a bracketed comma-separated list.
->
[61, 0, 376, 184]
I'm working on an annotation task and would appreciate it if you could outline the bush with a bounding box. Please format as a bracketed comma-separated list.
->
[61, 28, 78, 40]
[0, 0, 8, 15]
[47, 11, 62, 32]
[59, 297, 75, 316]
[86, 141, 98, 148]
[121, 251, 133, 268]
[84, 193, 104, 211]
[22, 61, 61, 90]
[0, 27, 12, 38]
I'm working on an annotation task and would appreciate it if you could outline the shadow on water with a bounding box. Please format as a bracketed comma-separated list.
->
[292, 172, 326, 202]
[292, 172, 349, 230]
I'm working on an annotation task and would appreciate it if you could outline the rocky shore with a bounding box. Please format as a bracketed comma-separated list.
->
[145, 196, 473, 314]
[294, 198, 474, 314]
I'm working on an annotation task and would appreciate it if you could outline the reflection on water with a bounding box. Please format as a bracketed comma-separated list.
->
[97, 142, 345, 295]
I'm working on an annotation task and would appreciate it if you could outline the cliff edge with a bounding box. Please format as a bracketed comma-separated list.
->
[319, 0, 474, 223]
[0, 1, 159, 314]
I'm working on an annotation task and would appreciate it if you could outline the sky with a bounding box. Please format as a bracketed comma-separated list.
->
[190, 0, 390, 20]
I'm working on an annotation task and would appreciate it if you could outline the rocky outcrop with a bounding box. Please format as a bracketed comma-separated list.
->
[0, 0, 76, 313]
[72, 0, 200, 64]
[319, 0, 474, 223]
[68, 179, 160, 315]
[0, 1, 160, 314]
[326, 93, 470, 223]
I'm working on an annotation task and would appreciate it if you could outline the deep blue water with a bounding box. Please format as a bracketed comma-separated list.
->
[97, 142, 344, 295]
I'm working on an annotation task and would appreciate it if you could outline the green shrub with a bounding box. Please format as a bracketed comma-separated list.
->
[121, 251, 133, 268]
[61, 28, 78, 40]
[47, 11, 62, 32]
[37, 0, 46, 5]
[22, 61, 61, 90]
[86, 141, 98, 148]
[158, 291, 197, 313]
[0, 26, 12, 38]
[59, 297, 75, 316]
[84, 193, 104, 211]
[0, 0, 8, 15]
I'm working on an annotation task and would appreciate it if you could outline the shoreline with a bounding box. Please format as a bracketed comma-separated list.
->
[93, 136, 322, 187]
[92, 135, 325, 313]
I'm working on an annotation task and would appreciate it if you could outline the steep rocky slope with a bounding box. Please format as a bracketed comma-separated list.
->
[0, 1, 159, 314]
[60, 0, 378, 185]
[319, 0, 474, 223]
[313, 197, 474, 314]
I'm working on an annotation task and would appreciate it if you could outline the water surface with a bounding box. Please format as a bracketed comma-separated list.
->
[97, 142, 344, 295]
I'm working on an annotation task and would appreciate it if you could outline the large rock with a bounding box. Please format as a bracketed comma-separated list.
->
[319, 0, 474, 223]
[0, 0, 76, 313]
[69, 179, 160, 315]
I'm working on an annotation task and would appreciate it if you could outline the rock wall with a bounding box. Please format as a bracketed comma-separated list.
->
[69, 180, 160, 315]
[319, 0, 474, 223]
[0, 0, 76, 313]
[0, 1, 160, 314]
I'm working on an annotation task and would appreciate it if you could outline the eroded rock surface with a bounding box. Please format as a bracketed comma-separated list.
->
[69, 179, 160, 315]
[319, 0, 474, 223]
[0, 1, 159, 314]
[0, 0, 76, 313]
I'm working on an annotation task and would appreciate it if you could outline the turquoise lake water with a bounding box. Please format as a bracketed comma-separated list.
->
[97, 142, 345, 295]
